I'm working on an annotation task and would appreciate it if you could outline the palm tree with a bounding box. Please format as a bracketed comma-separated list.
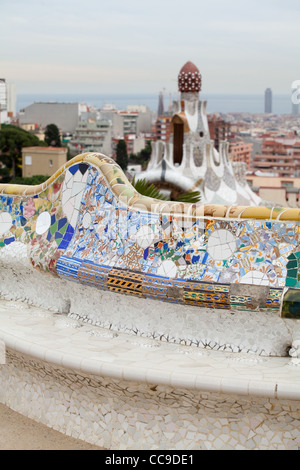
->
[131, 177, 201, 203]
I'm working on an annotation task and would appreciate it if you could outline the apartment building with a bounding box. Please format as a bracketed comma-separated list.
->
[251, 137, 300, 177]
[155, 115, 172, 142]
[208, 115, 230, 150]
[229, 140, 253, 169]
[68, 121, 112, 157]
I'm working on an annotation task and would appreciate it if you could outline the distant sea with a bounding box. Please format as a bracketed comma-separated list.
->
[17, 93, 295, 115]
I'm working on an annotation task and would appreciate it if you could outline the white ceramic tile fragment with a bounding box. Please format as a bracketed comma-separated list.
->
[36, 211, 51, 235]
[157, 260, 178, 278]
[82, 212, 92, 229]
[71, 182, 86, 197]
[61, 166, 88, 228]
[70, 209, 79, 228]
[136, 225, 155, 249]
[64, 169, 73, 186]
[240, 271, 270, 286]
[0, 211, 13, 236]
[207, 229, 236, 260]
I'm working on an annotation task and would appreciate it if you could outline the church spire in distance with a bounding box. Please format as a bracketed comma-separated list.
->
[157, 91, 164, 116]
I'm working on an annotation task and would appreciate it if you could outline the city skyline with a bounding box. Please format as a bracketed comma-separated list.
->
[1, 0, 300, 96]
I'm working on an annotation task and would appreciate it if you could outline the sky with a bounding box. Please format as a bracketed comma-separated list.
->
[1, 0, 300, 95]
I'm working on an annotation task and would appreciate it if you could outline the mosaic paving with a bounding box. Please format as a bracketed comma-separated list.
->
[0, 152, 300, 319]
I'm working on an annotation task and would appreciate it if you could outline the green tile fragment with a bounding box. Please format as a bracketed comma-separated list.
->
[50, 221, 58, 235]
[286, 260, 298, 269]
[59, 223, 68, 236]
[286, 278, 297, 287]
[287, 269, 298, 278]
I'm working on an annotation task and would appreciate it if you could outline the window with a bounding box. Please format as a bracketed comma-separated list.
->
[49, 159, 53, 167]
[25, 156, 32, 165]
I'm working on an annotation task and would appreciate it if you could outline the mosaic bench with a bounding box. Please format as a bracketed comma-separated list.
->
[0, 152, 300, 358]
[1, 152, 300, 449]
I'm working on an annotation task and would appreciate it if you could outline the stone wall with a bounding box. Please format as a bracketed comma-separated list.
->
[0, 349, 299, 450]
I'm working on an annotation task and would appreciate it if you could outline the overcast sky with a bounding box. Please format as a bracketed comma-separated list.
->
[1, 0, 299, 95]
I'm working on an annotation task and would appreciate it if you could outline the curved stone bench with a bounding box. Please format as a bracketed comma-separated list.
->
[0, 152, 300, 357]
[0, 152, 300, 449]
[0, 299, 299, 450]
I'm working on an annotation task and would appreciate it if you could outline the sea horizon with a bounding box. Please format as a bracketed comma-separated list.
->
[17, 92, 295, 116]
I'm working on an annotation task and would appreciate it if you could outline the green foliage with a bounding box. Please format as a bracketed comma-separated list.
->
[139, 140, 152, 161]
[10, 175, 49, 185]
[129, 140, 152, 169]
[116, 139, 128, 171]
[131, 177, 167, 200]
[175, 191, 202, 203]
[0, 166, 11, 183]
[0, 124, 42, 180]
[131, 177, 201, 203]
[44, 123, 62, 147]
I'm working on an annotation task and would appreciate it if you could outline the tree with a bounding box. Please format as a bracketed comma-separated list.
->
[116, 139, 128, 171]
[129, 140, 152, 169]
[139, 140, 152, 163]
[44, 123, 62, 147]
[0, 124, 42, 180]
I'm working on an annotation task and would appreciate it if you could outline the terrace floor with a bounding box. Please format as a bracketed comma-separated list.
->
[0, 402, 102, 450]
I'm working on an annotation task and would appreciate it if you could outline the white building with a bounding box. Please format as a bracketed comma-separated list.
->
[0, 79, 8, 123]
[0, 80, 17, 122]
[6, 83, 16, 117]
[99, 105, 153, 139]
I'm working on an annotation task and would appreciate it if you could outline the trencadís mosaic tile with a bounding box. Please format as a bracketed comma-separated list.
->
[0, 152, 300, 318]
